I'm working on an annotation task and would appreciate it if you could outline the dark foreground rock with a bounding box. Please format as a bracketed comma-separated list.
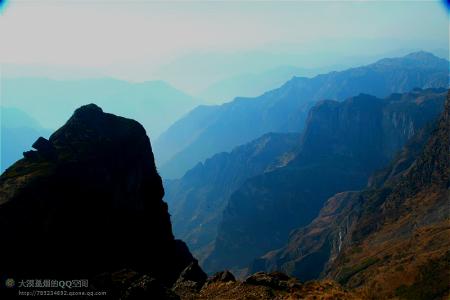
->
[172, 261, 208, 297]
[0, 104, 195, 297]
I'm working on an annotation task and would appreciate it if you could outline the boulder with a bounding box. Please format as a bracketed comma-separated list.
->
[244, 272, 294, 290]
[207, 270, 236, 284]
[123, 275, 179, 300]
[172, 261, 207, 296]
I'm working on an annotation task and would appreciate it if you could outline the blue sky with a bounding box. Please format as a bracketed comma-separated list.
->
[0, 0, 448, 91]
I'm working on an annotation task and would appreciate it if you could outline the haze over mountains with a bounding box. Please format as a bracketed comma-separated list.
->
[1, 88, 448, 299]
[2, 0, 450, 298]
[0, 53, 448, 299]
[1, 78, 199, 139]
[0, 107, 52, 172]
[165, 132, 300, 261]
[0, 78, 200, 171]
[155, 51, 449, 179]
[203, 88, 447, 274]
[164, 86, 447, 274]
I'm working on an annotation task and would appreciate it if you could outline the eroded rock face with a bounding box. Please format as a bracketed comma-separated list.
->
[251, 92, 450, 299]
[0, 104, 194, 284]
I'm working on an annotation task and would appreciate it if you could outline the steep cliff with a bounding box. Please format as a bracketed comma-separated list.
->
[204, 88, 447, 274]
[251, 92, 450, 299]
[0, 104, 194, 285]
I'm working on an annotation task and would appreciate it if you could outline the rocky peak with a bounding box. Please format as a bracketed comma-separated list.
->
[0, 104, 194, 285]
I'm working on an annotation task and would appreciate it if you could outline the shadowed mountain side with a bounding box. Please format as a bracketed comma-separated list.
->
[165, 132, 300, 264]
[155, 51, 449, 179]
[0, 104, 195, 285]
[202, 88, 447, 274]
[250, 92, 450, 299]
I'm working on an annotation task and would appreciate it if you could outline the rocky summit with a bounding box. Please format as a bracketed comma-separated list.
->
[0, 104, 195, 286]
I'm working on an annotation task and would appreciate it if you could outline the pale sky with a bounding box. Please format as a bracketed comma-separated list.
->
[0, 0, 448, 87]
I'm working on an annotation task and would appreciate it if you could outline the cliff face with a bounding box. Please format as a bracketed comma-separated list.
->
[165, 132, 299, 264]
[328, 91, 450, 299]
[0, 104, 194, 284]
[251, 92, 450, 299]
[204, 88, 447, 274]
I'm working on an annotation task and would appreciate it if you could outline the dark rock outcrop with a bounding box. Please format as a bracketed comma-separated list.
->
[206, 271, 236, 284]
[23, 136, 57, 160]
[176, 262, 208, 285]
[0, 104, 195, 285]
[123, 275, 180, 300]
[172, 261, 208, 298]
[32, 136, 54, 152]
[244, 272, 293, 290]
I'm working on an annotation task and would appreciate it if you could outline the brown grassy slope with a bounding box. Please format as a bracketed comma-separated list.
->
[327, 93, 450, 299]
[178, 274, 361, 300]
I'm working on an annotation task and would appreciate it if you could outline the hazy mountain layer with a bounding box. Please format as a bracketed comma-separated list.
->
[165, 132, 300, 263]
[199, 66, 313, 103]
[156, 51, 449, 179]
[2, 78, 198, 139]
[1, 107, 52, 172]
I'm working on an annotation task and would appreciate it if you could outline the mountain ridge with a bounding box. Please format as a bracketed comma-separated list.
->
[155, 51, 449, 179]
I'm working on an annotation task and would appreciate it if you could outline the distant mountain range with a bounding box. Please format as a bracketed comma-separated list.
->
[250, 92, 450, 300]
[1, 78, 199, 139]
[1, 107, 52, 172]
[182, 88, 446, 274]
[155, 51, 449, 179]
[198, 65, 326, 104]
[1, 71, 448, 299]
